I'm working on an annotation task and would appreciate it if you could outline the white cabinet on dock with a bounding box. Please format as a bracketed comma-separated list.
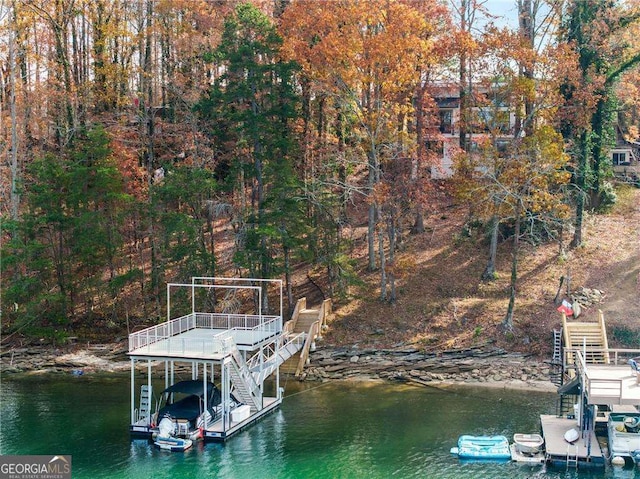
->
[231, 405, 251, 423]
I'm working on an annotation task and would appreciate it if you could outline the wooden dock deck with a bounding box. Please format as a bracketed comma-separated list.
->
[540, 415, 605, 468]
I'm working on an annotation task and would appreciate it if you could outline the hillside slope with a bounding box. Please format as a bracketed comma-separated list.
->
[319, 186, 640, 358]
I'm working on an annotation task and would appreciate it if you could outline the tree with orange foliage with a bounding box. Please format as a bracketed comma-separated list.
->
[457, 126, 571, 330]
[281, 0, 446, 301]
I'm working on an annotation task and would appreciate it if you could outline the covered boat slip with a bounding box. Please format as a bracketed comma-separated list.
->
[129, 278, 284, 360]
[129, 277, 299, 442]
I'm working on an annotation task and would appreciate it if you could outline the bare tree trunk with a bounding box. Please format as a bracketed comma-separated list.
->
[378, 229, 386, 301]
[458, 0, 469, 151]
[503, 211, 521, 330]
[387, 213, 397, 303]
[284, 244, 294, 315]
[411, 84, 426, 234]
[571, 131, 589, 247]
[9, 21, 20, 221]
[368, 145, 378, 271]
[519, 0, 534, 136]
[481, 215, 499, 281]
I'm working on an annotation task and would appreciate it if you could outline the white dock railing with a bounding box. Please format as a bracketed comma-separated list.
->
[128, 312, 281, 354]
[572, 349, 638, 405]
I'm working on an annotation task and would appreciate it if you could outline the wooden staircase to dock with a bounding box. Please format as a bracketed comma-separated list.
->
[281, 298, 331, 376]
[562, 310, 610, 377]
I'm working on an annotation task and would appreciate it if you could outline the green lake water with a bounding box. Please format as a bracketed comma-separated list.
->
[1, 376, 638, 478]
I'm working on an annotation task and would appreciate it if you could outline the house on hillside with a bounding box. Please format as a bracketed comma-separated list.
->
[429, 85, 640, 184]
[611, 125, 640, 184]
[428, 84, 517, 179]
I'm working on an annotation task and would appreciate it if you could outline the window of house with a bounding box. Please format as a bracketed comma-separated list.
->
[496, 139, 510, 154]
[613, 152, 630, 166]
[472, 109, 510, 134]
[439, 110, 453, 134]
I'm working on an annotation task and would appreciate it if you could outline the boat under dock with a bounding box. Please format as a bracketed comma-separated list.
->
[540, 415, 605, 468]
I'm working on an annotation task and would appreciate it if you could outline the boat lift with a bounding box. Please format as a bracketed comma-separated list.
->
[128, 277, 306, 441]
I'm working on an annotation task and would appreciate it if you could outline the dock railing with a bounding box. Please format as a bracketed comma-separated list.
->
[129, 312, 281, 354]
[565, 347, 640, 369]
[317, 299, 332, 331]
[571, 349, 639, 405]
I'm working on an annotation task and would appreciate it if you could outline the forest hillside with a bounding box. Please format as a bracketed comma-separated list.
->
[321, 185, 640, 358]
[2, 1, 640, 359]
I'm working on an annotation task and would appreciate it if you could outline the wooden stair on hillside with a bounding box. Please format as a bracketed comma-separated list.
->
[563, 310, 610, 371]
[280, 298, 331, 376]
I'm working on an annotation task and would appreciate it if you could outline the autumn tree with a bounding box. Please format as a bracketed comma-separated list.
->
[457, 126, 570, 330]
[560, 0, 640, 247]
[281, 0, 445, 303]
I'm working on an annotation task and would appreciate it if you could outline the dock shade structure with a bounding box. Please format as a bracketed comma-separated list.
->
[128, 277, 306, 441]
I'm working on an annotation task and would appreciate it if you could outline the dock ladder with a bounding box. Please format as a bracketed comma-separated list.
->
[139, 385, 152, 423]
[550, 329, 563, 386]
[552, 329, 562, 364]
[566, 443, 578, 470]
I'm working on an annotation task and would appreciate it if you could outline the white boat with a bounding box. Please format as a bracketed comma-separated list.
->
[608, 413, 640, 465]
[513, 433, 544, 455]
[564, 428, 579, 444]
[154, 435, 193, 452]
[153, 416, 193, 452]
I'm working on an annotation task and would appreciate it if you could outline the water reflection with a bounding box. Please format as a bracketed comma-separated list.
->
[2, 377, 638, 478]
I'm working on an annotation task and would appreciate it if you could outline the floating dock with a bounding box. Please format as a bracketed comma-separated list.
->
[540, 415, 605, 468]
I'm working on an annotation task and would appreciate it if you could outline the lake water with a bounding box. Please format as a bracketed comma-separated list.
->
[0, 375, 637, 478]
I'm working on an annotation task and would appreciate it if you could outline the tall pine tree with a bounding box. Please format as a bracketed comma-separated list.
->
[197, 3, 304, 312]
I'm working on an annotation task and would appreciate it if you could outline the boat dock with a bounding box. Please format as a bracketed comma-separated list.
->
[546, 311, 640, 469]
[128, 277, 328, 442]
[540, 415, 605, 468]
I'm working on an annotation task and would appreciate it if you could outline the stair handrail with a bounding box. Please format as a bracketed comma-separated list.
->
[284, 298, 306, 335]
[247, 331, 306, 369]
[598, 310, 610, 364]
[295, 320, 320, 377]
[229, 346, 262, 409]
[318, 299, 332, 330]
[249, 332, 307, 383]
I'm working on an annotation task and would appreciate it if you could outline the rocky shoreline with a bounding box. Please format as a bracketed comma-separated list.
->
[302, 345, 557, 391]
[0, 342, 131, 375]
[0, 342, 558, 392]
